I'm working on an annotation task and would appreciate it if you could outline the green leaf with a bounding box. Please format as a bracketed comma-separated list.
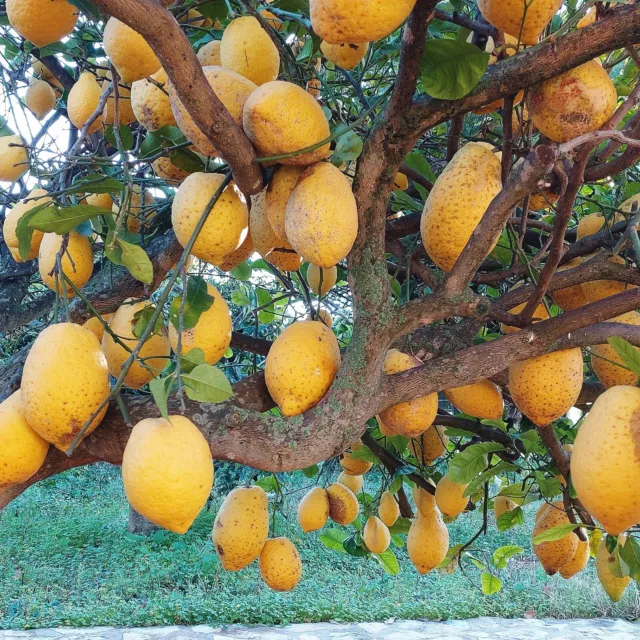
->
[391, 190, 423, 212]
[438, 543, 465, 569]
[419, 39, 490, 100]
[374, 549, 400, 575]
[15, 202, 51, 261]
[388, 475, 404, 495]
[404, 152, 437, 184]
[302, 464, 319, 478]
[68, 173, 124, 195]
[149, 376, 174, 420]
[492, 545, 523, 569]
[256, 287, 275, 324]
[344, 534, 367, 557]
[389, 517, 412, 535]
[481, 572, 502, 596]
[319, 528, 348, 553]
[349, 445, 381, 464]
[448, 442, 505, 484]
[230, 261, 252, 281]
[619, 536, 640, 582]
[519, 429, 545, 455]
[168, 149, 204, 174]
[535, 471, 562, 499]
[169, 276, 214, 331]
[332, 131, 363, 165]
[255, 475, 278, 493]
[29, 203, 112, 234]
[463, 461, 517, 497]
[179, 348, 206, 374]
[104, 125, 134, 151]
[231, 289, 251, 306]
[496, 506, 524, 532]
[132, 304, 163, 338]
[183, 364, 234, 403]
[607, 337, 640, 376]
[533, 522, 581, 545]
[117, 238, 154, 284]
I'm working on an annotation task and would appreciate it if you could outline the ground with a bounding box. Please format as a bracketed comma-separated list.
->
[0, 465, 639, 629]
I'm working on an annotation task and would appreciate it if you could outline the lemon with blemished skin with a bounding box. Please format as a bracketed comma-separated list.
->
[620, 193, 640, 215]
[243, 81, 331, 166]
[265, 320, 340, 416]
[297, 486, 330, 533]
[260, 10, 284, 32]
[168, 283, 232, 365]
[220, 17, 280, 87]
[82, 314, 113, 342]
[214, 231, 254, 272]
[393, 172, 409, 191]
[572, 385, 640, 536]
[0, 391, 49, 487]
[21, 323, 110, 452]
[421, 143, 502, 272]
[172, 172, 249, 264]
[3, 189, 50, 262]
[577, 6, 596, 29]
[326, 482, 359, 525]
[532, 502, 579, 576]
[320, 41, 368, 70]
[528, 60, 617, 143]
[38, 231, 94, 297]
[336, 472, 363, 495]
[410, 425, 448, 464]
[596, 536, 631, 602]
[0, 135, 29, 183]
[444, 379, 503, 420]
[363, 516, 391, 554]
[103, 18, 161, 84]
[25, 80, 56, 119]
[412, 482, 437, 516]
[31, 59, 62, 91]
[494, 496, 518, 521]
[501, 283, 550, 334]
[131, 69, 177, 131]
[379, 349, 438, 438]
[528, 189, 560, 211]
[86, 192, 114, 210]
[7, 0, 78, 47]
[112, 186, 155, 233]
[122, 415, 213, 534]
[576, 212, 624, 240]
[213, 486, 270, 571]
[68, 72, 103, 134]
[265, 165, 304, 241]
[551, 259, 589, 311]
[259, 538, 302, 592]
[580, 255, 636, 303]
[307, 264, 338, 297]
[559, 535, 589, 579]
[509, 348, 583, 427]
[152, 156, 191, 184]
[407, 511, 449, 574]
[102, 300, 171, 389]
[169, 66, 257, 157]
[478, 0, 562, 45]
[102, 84, 136, 126]
[285, 162, 358, 268]
[591, 312, 640, 388]
[378, 490, 400, 527]
[339, 441, 372, 476]
[435, 474, 469, 519]
[310, 0, 417, 44]
[197, 41, 221, 66]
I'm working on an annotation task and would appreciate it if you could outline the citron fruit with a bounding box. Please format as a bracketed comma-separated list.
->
[494, 496, 518, 520]
[620, 193, 640, 215]
[535, 502, 551, 522]
[265, 165, 304, 241]
[551, 259, 589, 311]
[421, 143, 502, 272]
[0, 135, 29, 182]
[577, 6, 596, 29]
[31, 59, 63, 91]
[337, 471, 363, 495]
[38, 231, 93, 297]
[532, 501, 579, 575]
[265, 320, 340, 416]
[326, 482, 359, 525]
[214, 231, 254, 272]
[169, 66, 257, 156]
[259, 538, 302, 591]
[407, 510, 449, 574]
[572, 385, 640, 535]
[339, 441, 372, 476]
[25, 80, 57, 119]
[435, 474, 469, 519]
[410, 425, 449, 464]
[363, 515, 391, 554]
[379, 349, 438, 438]
[591, 312, 640, 388]
[596, 536, 631, 602]
[378, 490, 400, 527]
[307, 305, 333, 328]
[220, 17, 280, 86]
[168, 283, 232, 365]
[478, 0, 561, 45]
[528, 60, 617, 143]
[243, 80, 331, 165]
[102, 84, 136, 126]
[213, 486, 270, 571]
[103, 18, 161, 83]
[310, 0, 417, 44]
[68, 72, 103, 134]
[102, 300, 171, 389]
[172, 172, 249, 264]
[320, 41, 368, 69]
[197, 41, 221, 66]
[413, 482, 437, 517]
[501, 283, 550, 333]
[82, 314, 113, 342]
[21, 323, 110, 451]
[509, 348, 583, 426]
[576, 212, 624, 240]
[86, 192, 114, 210]
[444, 379, 503, 420]
[307, 264, 338, 296]
[529, 189, 560, 211]
[580, 255, 635, 304]
[0, 391, 49, 487]
[131, 69, 177, 131]
[559, 534, 589, 579]
[393, 172, 409, 191]
[7, 0, 78, 47]
[112, 185, 155, 233]
[260, 9, 284, 31]
[152, 156, 191, 184]
[122, 415, 213, 534]
[3, 188, 50, 262]
[297, 486, 330, 533]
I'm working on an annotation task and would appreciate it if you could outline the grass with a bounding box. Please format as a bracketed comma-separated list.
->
[1, 464, 639, 629]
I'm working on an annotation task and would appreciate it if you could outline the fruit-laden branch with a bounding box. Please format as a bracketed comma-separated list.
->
[403, 4, 640, 136]
[90, 0, 264, 195]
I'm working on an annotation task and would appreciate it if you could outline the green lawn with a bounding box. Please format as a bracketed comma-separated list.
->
[1, 464, 638, 629]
